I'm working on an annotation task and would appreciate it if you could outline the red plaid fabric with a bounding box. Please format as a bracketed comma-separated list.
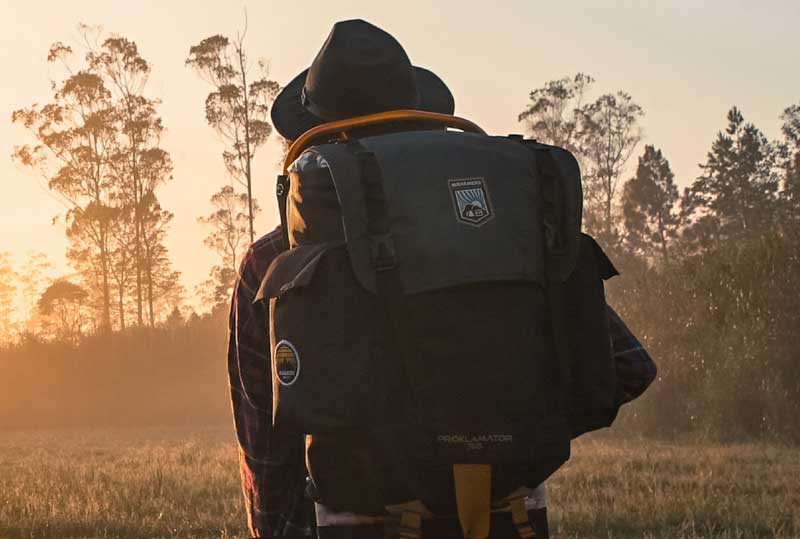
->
[228, 228, 315, 537]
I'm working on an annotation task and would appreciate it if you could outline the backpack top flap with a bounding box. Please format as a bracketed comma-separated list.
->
[298, 130, 581, 294]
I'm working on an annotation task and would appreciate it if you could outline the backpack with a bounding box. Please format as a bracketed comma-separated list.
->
[258, 113, 619, 534]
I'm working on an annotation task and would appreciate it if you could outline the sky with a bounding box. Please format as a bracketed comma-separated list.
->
[1, 0, 798, 310]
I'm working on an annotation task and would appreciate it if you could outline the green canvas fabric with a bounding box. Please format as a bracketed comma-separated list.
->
[292, 131, 582, 294]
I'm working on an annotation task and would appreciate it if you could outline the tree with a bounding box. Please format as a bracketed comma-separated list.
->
[16, 252, 54, 334]
[38, 280, 90, 342]
[140, 193, 183, 324]
[198, 185, 259, 306]
[518, 73, 594, 154]
[13, 45, 118, 331]
[682, 107, 780, 251]
[107, 206, 137, 330]
[518, 75, 644, 246]
[87, 30, 176, 327]
[0, 253, 17, 342]
[779, 103, 800, 219]
[13, 27, 178, 332]
[579, 92, 645, 244]
[186, 19, 280, 244]
[621, 146, 681, 264]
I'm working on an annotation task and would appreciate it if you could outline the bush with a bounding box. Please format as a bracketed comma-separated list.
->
[607, 229, 800, 442]
[0, 305, 231, 429]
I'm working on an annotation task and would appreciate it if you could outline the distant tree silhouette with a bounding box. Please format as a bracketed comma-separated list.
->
[579, 92, 644, 246]
[13, 45, 118, 331]
[519, 75, 644, 247]
[198, 185, 259, 306]
[779, 103, 800, 220]
[518, 73, 594, 154]
[0, 253, 17, 342]
[682, 107, 780, 253]
[38, 280, 90, 342]
[186, 16, 280, 244]
[16, 252, 53, 334]
[622, 145, 681, 264]
[87, 29, 176, 327]
[13, 26, 180, 332]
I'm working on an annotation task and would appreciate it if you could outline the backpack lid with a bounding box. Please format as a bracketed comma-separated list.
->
[292, 130, 581, 294]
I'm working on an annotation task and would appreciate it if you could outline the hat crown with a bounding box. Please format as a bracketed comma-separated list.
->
[303, 19, 420, 120]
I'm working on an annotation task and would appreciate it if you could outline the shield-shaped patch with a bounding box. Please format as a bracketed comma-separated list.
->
[448, 177, 494, 226]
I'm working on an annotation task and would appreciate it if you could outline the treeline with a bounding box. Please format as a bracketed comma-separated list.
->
[2, 23, 278, 343]
[0, 305, 231, 429]
[1, 27, 798, 441]
[518, 74, 800, 441]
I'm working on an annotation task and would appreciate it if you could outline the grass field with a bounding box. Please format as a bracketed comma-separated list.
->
[0, 426, 798, 539]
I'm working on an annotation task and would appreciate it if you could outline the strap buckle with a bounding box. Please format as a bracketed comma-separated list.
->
[396, 510, 422, 539]
[544, 221, 568, 255]
[369, 233, 397, 271]
[510, 497, 536, 538]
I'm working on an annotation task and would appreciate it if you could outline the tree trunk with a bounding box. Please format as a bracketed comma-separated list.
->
[118, 282, 126, 331]
[99, 232, 112, 332]
[145, 242, 155, 327]
[238, 46, 255, 245]
[656, 211, 669, 264]
[130, 115, 144, 327]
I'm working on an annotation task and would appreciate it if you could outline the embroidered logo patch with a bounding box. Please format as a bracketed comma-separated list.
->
[448, 178, 494, 226]
[274, 340, 300, 386]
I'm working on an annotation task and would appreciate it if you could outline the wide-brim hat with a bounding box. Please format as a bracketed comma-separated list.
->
[271, 19, 455, 141]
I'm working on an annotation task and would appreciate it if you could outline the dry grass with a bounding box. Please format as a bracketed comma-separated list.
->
[0, 427, 798, 539]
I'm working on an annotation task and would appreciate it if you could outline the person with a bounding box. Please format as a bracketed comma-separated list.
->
[228, 19, 655, 539]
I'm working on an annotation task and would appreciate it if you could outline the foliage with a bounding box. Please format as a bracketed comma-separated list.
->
[579, 92, 644, 244]
[197, 185, 258, 307]
[0, 253, 16, 341]
[12, 26, 180, 332]
[12, 56, 118, 330]
[0, 304, 228, 430]
[779, 103, 800, 220]
[519, 75, 644, 245]
[608, 228, 800, 442]
[186, 20, 280, 244]
[87, 32, 177, 328]
[621, 145, 681, 263]
[37, 279, 91, 342]
[681, 107, 780, 253]
[517, 73, 594, 154]
[16, 252, 54, 331]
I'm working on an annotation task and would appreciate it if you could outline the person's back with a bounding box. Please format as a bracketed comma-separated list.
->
[227, 18, 656, 539]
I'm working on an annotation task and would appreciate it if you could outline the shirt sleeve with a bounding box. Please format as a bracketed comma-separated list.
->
[228, 229, 315, 537]
[606, 305, 658, 406]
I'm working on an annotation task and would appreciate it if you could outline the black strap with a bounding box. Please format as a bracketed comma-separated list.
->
[516, 140, 573, 399]
[276, 174, 290, 249]
[348, 141, 416, 505]
[350, 141, 411, 411]
[537, 147, 573, 399]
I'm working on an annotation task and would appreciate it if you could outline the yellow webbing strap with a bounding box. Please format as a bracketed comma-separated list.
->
[397, 510, 422, 539]
[282, 109, 487, 173]
[453, 464, 491, 539]
[510, 497, 536, 538]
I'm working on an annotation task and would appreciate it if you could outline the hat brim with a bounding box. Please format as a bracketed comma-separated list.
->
[271, 66, 455, 141]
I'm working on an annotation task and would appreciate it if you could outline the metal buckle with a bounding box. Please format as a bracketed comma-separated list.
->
[369, 233, 396, 271]
[397, 511, 422, 539]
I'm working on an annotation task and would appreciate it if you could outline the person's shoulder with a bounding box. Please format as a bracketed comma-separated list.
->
[251, 227, 285, 256]
[238, 226, 286, 290]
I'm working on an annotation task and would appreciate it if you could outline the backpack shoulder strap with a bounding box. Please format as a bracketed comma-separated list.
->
[517, 139, 583, 282]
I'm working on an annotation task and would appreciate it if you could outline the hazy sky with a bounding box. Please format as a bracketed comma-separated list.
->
[1, 0, 798, 307]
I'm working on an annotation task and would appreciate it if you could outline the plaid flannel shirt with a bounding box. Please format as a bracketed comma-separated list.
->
[228, 227, 655, 537]
[228, 228, 315, 538]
